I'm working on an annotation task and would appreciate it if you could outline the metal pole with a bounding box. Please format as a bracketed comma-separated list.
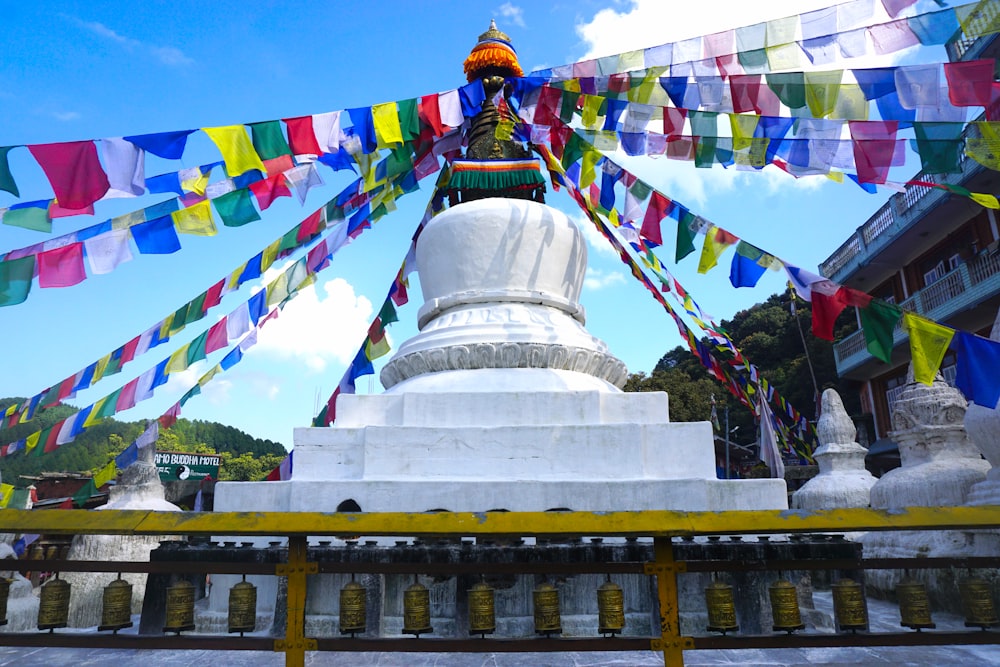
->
[725, 406, 730, 480]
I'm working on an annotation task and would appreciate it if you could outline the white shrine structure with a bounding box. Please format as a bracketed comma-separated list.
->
[213, 197, 788, 517]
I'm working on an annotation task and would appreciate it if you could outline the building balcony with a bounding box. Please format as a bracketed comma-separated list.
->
[819, 130, 985, 285]
[833, 249, 1000, 377]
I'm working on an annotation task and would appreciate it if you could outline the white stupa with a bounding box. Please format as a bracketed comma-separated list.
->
[214, 197, 787, 515]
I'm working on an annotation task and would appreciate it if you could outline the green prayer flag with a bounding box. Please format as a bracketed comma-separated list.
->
[213, 188, 261, 227]
[0, 146, 19, 197]
[675, 211, 697, 263]
[385, 144, 414, 179]
[561, 132, 585, 170]
[913, 123, 963, 174]
[186, 330, 208, 365]
[766, 72, 806, 109]
[628, 179, 652, 202]
[860, 300, 902, 364]
[695, 136, 718, 168]
[378, 299, 399, 326]
[398, 98, 421, 142]
[72, 479, 97, 507]
[180, 384, 201, 406]
[187, 291, 208, 324]
[0, 255, 35, 307]
[560, 91, 579, 123]
[95, 389, 122, 420]
[3, 206, 51, 232]
[171, 304, 190, 334]
[737, 48, 768, 72]
[278, 227, 300, 253]
[249, 121, 292, 160]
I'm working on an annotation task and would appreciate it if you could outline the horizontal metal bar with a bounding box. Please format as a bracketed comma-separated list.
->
[314, 562, 648, 575]
[3, 506, 1000, 538]
[4, 559, 277, 575]
[693, 631, 1000, 650]
[0, 633, 274, 651]
[312, 637, 653, 652]
[683, 556, 1000, 573]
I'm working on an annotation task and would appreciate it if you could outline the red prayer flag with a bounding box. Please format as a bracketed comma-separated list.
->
[641, 191, 673, 246]
[843, 287, 873, 309]
[49, 200, 94, 218]
[662, 108, 687, 138]
[283, 116, 323, 156]
[116, 378, 139, 412]
[716, 54, 742, 79]
[367, 316, 385, 344]
[205, 319, 229, 354]
[419, 94, 446, 137]
[849, 121, 899, 184]
[204, 279, 225, 312]
[119, 336, 140, 365]
[811, 288, 851, 341]
[43, 423, 61, 453]
[534, 87, 563, 127]
[54, 376, 76, 403]
[250, 173, 291, 210]
[729, 75, 761, 114]
[307, 240, 330, 273]
[38, 242, 86, 288]
[28, 141, 110, 210]
[263, 154, 294, 176]
[159, 402, 181, 430]
[944, 59, 995, 107]
[296, 210, 324, 242]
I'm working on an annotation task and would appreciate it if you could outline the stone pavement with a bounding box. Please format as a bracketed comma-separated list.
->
[1, 592, 998, 666]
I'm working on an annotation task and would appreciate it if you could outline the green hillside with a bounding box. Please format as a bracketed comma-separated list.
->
[0, 398, 287, 483]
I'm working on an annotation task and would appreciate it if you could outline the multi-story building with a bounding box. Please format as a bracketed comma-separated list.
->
[821, 19, 1000, 441]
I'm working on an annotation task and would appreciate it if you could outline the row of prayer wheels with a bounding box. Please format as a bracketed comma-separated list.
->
[340, 575, 626, 637]
[705, 575, 1000, 635]
[30, 574, 257, 634]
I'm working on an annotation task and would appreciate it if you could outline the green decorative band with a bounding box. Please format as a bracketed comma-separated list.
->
[449, 159, 545, 191]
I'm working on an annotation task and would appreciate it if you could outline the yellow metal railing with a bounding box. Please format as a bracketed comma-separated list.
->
[0, 505, 999, 666]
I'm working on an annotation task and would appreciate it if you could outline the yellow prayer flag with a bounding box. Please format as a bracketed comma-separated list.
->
[826, 171, 845, 184]
[593, 131, 619, 151]
[112, 210, 145, 231]
[730, 115, 760, 151]
[561, 79, 582, 93]
[261, 239, 281, 274]
[160, 314, 174, 340]
[372, 102, 404, 149]
[24, 430, 40, 454]
[804, 70, 842, 119]
[971, 192, 1000, 209]
[697, 226, 736, 274]
[202, 125, 266, 178]
[832, 83, 868, 120]
[83, 399, 105, 428]
[181, 169, 211, 196]
[199, 365, 222, 387]
[0, 483, 13, 508]
[171, 200, 217, 237]
[356, 152, 385, 192]
[608, 208, 621, 227]
[580, 147, 601, 189]
[92, 353, 112, 383]
[93, 461, 117, 488]
[581, 95, 604, 129]
[227, 266, 243, 291]
[5, 403, 16, 417]
[365, 335, 391, 361]
[266, 272, 290, 307]
[166, 346, 191, 374]
[903, 312, 955, 385]
[765, 43, 802, 71]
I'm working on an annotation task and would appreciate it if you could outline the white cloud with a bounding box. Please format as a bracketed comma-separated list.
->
[584, 268, 626, 290]
[496, 3, 526, 28]
[570, 211, 618, 258]
[247, 276, 374, 374]
[51, 110, 81, 122]
[62, 15, 194, 66]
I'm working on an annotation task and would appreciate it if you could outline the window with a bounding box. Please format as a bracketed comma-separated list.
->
[923, 260, 946, 286]
[947, 253, 961, 271]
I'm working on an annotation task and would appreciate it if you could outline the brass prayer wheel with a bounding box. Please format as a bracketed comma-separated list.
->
[28, 544, 43, 561]
[339, 580, 367, 635]
[959, 577, 999, 629]
[163, 579, 196, 634]
[402, 581, 433, 636]
[768, 579, 804, 633]
[45, 545, 59, 560]
[533, 581, 562, 636]
[704, 580, 739, 634]
[468, 581, 496, 636]
[897, 578, 935, 630]
[37, 577, 70, 631]
[831, 578, 867, 633]
[98, 577, 133, 632]
[228, 578, 257, 634]
[597, 579, 625, 636]
[0, 578, 10, 627]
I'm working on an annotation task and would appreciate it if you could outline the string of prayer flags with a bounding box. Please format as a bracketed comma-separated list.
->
[697, 225, 739, 274]
[860, 299, 903, 363]
[903, 311, 955, 385]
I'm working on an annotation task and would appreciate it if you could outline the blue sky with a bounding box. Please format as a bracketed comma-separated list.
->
[0, 1, 954, 451]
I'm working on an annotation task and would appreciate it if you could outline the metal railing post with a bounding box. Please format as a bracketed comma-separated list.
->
[646, 536, 691, 667]
[274, 536, 317, 667]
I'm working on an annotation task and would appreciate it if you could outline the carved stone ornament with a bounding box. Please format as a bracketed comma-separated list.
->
[381, 342, 629, 389]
